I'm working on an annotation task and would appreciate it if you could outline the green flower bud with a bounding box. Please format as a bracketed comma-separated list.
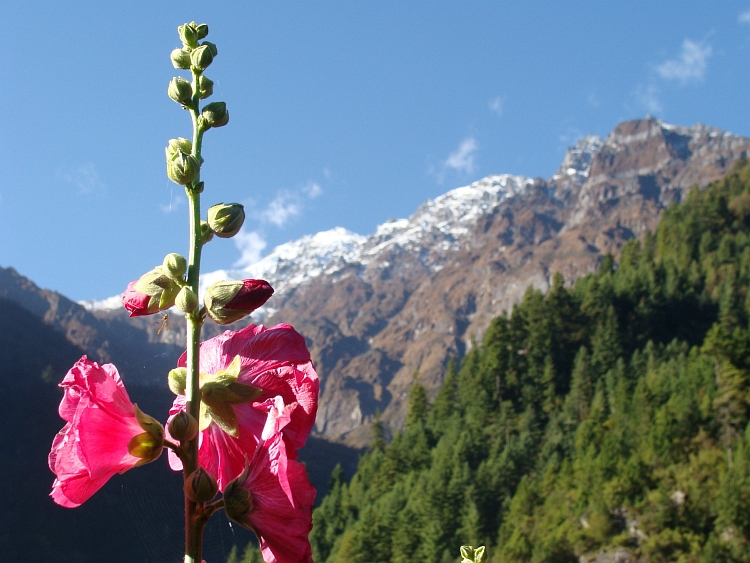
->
[190, 44, 214, 70]
[460, 546, 486, 563]
[168, 367, 187, 395]
[170, 48, 192, 69]
[201, 101, 229, 129]
[166, 137, 193, 158]
[167, 411, 198, 442]
[192, 181, 205, 194]
[195, 23, 209, 40]
[207, 203, 244, 238]
[178, 23, 199, 49]
[184, 467, 218, 503]
[168, 76, 193, 105]
[166, 146, 200, 185]
[162, 253, 187, 279]
[175, 286, 198, 313]
[201, 41, 218, 57]
[200, 221, 214, 245]
[197, 75, 213, 99]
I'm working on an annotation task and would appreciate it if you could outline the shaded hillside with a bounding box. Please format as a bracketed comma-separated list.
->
[309, 160, 750, 562]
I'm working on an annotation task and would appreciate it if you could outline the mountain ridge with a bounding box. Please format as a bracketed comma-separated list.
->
[8, 117, 750, 447]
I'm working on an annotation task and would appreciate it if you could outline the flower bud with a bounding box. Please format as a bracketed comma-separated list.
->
[190, 44, 214, 70]
[200, 221, 214, 245]
[223, 463, 253, 526]
[168, 76, 193, 105]
[201, 41, 218, 57]
[167, 411, 198, 442]
[168, 367, 187, 395]
[197, 75, 213, 99]
[166, 147, 200, 186]
[175, 286, 198, 313]
[192, 181, 205, 194]
[184, 467, 218, 503]
[195, 23, 209, 40]
[205, 279, 274, 325]
[178, 23, 199, 49]
[200, 101, 229, 129]
[162, 253, 187, 279]
[166, 137, 193, 157]
[122, 267, 180, 317]
[170, 48, 192, 69]
[207, 203, 244, 238]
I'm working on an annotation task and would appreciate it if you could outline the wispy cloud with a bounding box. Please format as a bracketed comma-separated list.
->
[488, 96, 504, 117]
[635, 83, 663, 114]
[444, 137, 478, 175]
[233, 229, 267, 268]
[656, 39, 712, 83]
[739, 10, 750, 24]
[160, 193, 186, 213]
[259, 181, 323, 227]
[64, 163, 107, 195]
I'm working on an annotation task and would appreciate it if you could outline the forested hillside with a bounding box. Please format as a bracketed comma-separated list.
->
[304, 160, 750, 562]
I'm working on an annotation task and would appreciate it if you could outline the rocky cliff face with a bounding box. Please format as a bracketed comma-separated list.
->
[262, 118, 750, 446]
[13, 117, 750, 447]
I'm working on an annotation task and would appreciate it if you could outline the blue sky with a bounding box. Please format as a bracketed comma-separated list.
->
[2, 1, 750, 301]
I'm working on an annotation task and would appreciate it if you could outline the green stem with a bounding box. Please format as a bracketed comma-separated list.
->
[184, 69, 206, 563]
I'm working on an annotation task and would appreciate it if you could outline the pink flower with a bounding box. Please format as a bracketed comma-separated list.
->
[49, 357, 164, 507]
[223, 403, 316, 563]
[122, 281, 154, 316]
[167, 323, 319, 491]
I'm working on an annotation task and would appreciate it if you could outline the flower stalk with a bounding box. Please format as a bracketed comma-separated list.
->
[183, 65, 207, 563]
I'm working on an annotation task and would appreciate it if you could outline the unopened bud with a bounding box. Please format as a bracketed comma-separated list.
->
[166, 147, 200, 186]
[201, 101, 229, 129]
[168, 367, 187, 395]
[175, 286, 198, 313]
[200, 221, 214, 245]
[223, 462, 253, 527]
[184, 467, 218, 503]
[207, 203, 244, 238]
[190, 44, 214, 70]
[165, 139, 192, 161]
[178, 23, 199, 49]
[167, 411, 198, 442]
[124, 267, 180, 316]
[168, 77, 193, 105]
[192, 181, 205, 194]
[205, 279, 274, 325]
[195, 23, 209, 40]
[197, 75, 213, 99]
[162, 253, 187, 280]
[171, 48, 192, 69]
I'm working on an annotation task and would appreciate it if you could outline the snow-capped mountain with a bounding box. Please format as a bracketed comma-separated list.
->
[68, 118, 750, 446]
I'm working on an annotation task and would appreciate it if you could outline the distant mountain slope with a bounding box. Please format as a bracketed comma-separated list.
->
[24, 117, 750, 447]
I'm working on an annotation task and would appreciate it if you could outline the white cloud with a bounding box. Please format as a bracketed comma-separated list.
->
[233, 229, 267, 268]
[262, 194, 300, 227]
[159, 193, 186, 213]
[64, 163, 106, 195]
[302, 181, 322, 199]
[259, 181, 323, 227]
[444, 137, 478, 175]
[739, 10, 750, 24]
[656, 39, 711, 83]
[635, 83, 663, 113]
[489, 96, 504, 117]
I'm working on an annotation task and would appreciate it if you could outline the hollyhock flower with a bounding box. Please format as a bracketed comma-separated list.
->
[204, 278, 274, 325]
[223, 401, 316, 563]
[167, 323, 318, 491]
[49, 357, 164, 508]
